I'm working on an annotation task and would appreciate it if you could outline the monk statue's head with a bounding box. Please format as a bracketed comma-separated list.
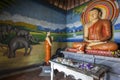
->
[46, 31, 51, 37]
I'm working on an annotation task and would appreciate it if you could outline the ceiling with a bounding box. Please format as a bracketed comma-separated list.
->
[45, 0, 91, 10]
[0, 0, 91, 11]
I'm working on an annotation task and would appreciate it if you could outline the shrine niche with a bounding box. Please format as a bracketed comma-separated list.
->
[66, 0, 120, 57]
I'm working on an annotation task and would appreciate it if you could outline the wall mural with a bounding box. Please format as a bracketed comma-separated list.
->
[0, 0, 67, 72]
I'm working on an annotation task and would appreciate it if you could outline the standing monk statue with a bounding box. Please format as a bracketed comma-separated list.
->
[45, 31, 52, 65]
[73, 8, 118, 51]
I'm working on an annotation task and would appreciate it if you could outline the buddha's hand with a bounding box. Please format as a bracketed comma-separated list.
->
[85, 40, 100, 43]
[92, 40, 100, 42]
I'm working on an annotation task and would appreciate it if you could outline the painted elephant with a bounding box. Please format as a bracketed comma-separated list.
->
[8, 35, 36, 58]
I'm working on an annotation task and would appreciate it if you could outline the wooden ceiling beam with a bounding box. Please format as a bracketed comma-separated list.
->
[75, 0, 80, 6]
[57, 0, 60, 7]
[70, 0, 75, 9]
[54, 0, 59, 6]
[65, 0, 68, 10]
[61, 0, 65, 10]
[58, 0, 63, 8]
[49, 0, 53, 4]
[63, 0, 67, 10]
[53, 0, 56, 6]
[80, 0, 85, 5]
[67, 0, 71, 10]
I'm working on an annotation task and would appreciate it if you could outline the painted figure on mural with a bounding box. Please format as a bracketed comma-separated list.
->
[73, 8, 118, 51]
[45, 31, 53, 65]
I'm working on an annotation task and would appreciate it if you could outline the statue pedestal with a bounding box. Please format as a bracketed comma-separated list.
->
[39, 66, 51, 76]
[61, 51, 120, 80]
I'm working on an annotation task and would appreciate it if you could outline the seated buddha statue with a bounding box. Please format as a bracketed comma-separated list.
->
[73, 8, 118, 51]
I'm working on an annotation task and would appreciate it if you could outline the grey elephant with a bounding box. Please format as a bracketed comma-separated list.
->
[8, 35, 35, 58]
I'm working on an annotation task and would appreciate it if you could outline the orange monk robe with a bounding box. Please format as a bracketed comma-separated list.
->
[88, 19, 111, 41]
[87, 19, 118, 51]
[73, 19, 118, 51]
[45, 39, 51, 64]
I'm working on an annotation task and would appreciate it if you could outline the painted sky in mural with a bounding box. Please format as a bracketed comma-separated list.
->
[3, 0, 66, 24]
[0, 11, 65, 30]
[0, 11, 83, 33]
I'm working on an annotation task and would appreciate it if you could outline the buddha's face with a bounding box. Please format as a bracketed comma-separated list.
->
[89, 9, 100, 21]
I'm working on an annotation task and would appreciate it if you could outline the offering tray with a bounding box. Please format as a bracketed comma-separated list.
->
[52, 57, 108, 79]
